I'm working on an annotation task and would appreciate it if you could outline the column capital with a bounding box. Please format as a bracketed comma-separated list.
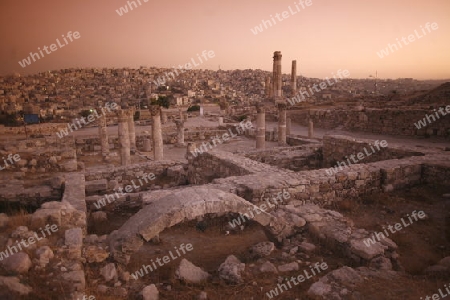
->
[174, 119, 185, 127]
[149, 105, 161, 116]
[256, 103, 265, 113]
[117, 109, 128, 122]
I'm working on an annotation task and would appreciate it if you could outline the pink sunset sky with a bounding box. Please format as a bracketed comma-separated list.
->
[0, 0, 449, 79]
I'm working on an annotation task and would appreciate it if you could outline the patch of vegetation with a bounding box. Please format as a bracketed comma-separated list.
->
[187, 105, 200, 112]
[150, 96, 170, 109]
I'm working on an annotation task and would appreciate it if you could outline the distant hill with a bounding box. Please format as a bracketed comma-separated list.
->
[406, 82, 450, 106]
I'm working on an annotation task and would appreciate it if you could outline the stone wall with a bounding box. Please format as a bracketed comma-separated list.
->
[188, 137, 442, 206]
[75, 130, 228, 153]
[0, 173, 63, 206]
[322, 135, 423, 167]
[0, 123, 68, 135]
[244, 145, 323, 172]
[288, 108, 450, 137]
[212, 156, 428, 206]
[84, 161, 187, 196]
[186, 150, 281, 185]
[0, 173, 87, 299]
[0, 136, 78, 173]
[422, 161, 450, 186]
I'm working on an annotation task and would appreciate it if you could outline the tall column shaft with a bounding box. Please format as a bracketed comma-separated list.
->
[286, 117, 291, 136]
[150, 106, 164, 160]
[291, 60, 297, 95]
[127, 108, 136, 152]
[175, 120, 185, 147]
[256, 106, 266, 149]
[273, 51, 283, 100]
[308, 119, 314, 139]
[98, 114, 109, 159]
[278, 103, 287, 146]
[118, 110, 131, 166]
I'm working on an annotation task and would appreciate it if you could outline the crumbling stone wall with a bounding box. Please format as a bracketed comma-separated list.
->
[322, 135, 423, 167]
[187, 150, 280, 185]
[75, 130, 228, 152]
[0, 123, 68, 135]
[0, 136, 78, 173]
[244, 146, 323, 172]
[84, 161, 187, 196]
[422, 162, 450, 186]
[289, 108, 450, 137]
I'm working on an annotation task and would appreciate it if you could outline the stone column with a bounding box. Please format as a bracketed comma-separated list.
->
[272, 127, 278, 141]
[98, 113, 109, 160]
[175, 119, 185, 147]
[199, 106, 204, 117]
[218, 117, 224, 126]
[291, 60, 297, 96]
[183, 112, 188, 121]
[117, 109, 131, 166]
[272, 51, 283, 100]
[256, 105, 265, 149]
[150, 106, 163, 160]
[308, 119, 314, 139]
[277, 102, 287, 146]
[143, 138, 152, 152]
[127, 108, 136, 153]
[161, 110, 168, 124]
[286, 117, 291, 136]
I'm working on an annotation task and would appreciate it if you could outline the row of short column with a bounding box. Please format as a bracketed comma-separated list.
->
[254, 105, 314, 149]
[99, 106, 165, 166]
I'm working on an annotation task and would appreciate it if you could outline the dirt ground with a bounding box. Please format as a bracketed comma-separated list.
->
[334, 184, 450, 299]
[84, 183, 450, 299]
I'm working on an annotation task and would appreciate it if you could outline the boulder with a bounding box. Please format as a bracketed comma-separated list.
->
[0, 276, 32, 296]
[369, 257, 392, 270]
[250, 242, 275, 258]
[291, 215, 307, 227]
[307, 281, 332, 298]
[278, 262, 299, 272]
[175, 258, 210, 283]
[218, 255, 245, 284]
[259, 261, 278, 273]
[438, 256, 450, 269]
[299, 242, 316, 252]
[350, 239, 385, 260]
[35, 246, 54, 267]
[100, 263, 117, 282]
[142, 284, 159, 300]
[0, 252, 32, 274]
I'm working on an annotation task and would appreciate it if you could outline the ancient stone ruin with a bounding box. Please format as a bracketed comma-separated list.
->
[0, 52, 449, 299]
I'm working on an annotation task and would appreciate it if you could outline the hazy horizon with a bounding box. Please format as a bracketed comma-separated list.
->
[1, 0, 449, 80]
